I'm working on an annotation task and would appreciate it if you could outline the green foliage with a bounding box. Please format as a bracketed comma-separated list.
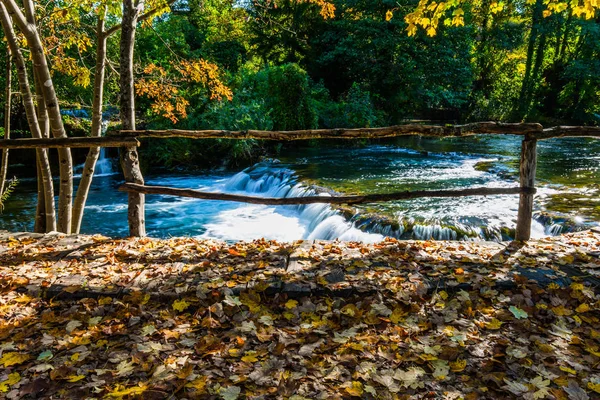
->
[259, 63, 317, 130]
[314, 82, 384, 128]
[0, 177, 18, 212]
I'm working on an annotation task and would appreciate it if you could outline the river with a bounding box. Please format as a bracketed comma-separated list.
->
[1, 135, 598, 242]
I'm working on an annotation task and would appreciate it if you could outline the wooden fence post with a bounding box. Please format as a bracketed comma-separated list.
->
[120, 145, 146, 237]
[515, 136, 537, 241]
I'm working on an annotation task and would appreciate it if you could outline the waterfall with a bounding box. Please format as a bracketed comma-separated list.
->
[210, 164, 383, 242]
[214, 163, 579, 242]
[94, 147, 114, 176]
[73, 118, 116, 177]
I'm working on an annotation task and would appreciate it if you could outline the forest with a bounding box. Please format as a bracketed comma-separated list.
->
[0, 0, 599, 238]
[1, 2, 600, 399]
[2, 0, 600, 172]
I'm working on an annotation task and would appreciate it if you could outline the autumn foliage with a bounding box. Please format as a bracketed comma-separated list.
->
[1, 230, 600, 398]
[136, 60, 233, 123]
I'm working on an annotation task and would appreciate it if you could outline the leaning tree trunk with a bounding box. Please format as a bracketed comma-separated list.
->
[34, 67, 52, 232]
[0, 2, 56, 231]
[119, 0, 146, 237]
[4, 0, 73, 233]
[0, 47, 11, 197]
[72, 9, 108, 233]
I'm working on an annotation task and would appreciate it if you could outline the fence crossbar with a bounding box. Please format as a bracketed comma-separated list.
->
[119, 183, 535, 206]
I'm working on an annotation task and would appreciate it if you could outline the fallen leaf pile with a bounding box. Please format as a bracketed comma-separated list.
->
[0, 228, 599, 399]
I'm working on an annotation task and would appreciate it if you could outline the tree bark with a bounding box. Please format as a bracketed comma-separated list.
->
[0, 2, 56, 231]
[4, 0, 73, 233]
[0, 46, 11, 197]
[72, 8, 108, 233]
[515, 137, 537, 241]
[119, 0, 146, 237]
[34, 159, 46, 233]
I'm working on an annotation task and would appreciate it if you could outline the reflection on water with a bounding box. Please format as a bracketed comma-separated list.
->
[0, 135, 598, 242]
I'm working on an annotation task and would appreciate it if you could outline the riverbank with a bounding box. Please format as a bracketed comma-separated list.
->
[1, 230, 599, 398]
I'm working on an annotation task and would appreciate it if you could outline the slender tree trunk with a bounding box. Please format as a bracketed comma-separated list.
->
[34, 159, 46, 232]
[0, 2, 56, 231]
[4, 0, 73, 233]
[558, 10, 573, 61]
[0, 47, 11, 197]
[524, 28, 547, 114]
[517, 0, 543, 119]
[72, 9, 108, 233]
[34, 66, 51, 232]
[120, 0, 146, 237]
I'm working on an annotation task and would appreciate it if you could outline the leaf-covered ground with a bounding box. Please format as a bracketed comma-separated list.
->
[1, 229, 600, 399]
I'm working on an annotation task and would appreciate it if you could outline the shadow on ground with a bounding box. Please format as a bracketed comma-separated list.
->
[0, 230, 599, 399]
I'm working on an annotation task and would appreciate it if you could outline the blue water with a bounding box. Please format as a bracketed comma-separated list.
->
[1, 135, 598, 242]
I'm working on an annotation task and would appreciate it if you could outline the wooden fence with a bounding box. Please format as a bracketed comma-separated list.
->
[2, 122, 599, 241]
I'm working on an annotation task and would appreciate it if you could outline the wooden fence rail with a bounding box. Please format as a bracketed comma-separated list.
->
[0, 137, 140, 149]
[110, 123, 600, 141]
[4, 121, 599, 241]
[119, 183, 534, 206]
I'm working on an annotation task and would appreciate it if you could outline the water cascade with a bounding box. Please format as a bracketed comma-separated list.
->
[209, 163, 558, 242]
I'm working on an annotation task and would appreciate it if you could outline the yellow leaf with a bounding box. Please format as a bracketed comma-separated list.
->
[585, 347, 600, 357]
[390, 307, 407, 324]
[554, 376, 569, 387]
[490, 1, 504, 13]
[283, 311, 295, 320]
[0, 373, 20, 392]
[439, 291, 448, 300]
[98, 297, 113, 305]
[571, 282, 584, 291]
[559, 366, 577, 375]
[285, 300, 298, 309]
[341, 304, 359, 317]
[485, 318, 503, 330]
[450, 359, 467, 372]
[543, 10, 552, 17]
[552, 305, 572, 316]
[67, 375, 85, 383]
[71, 353, 80, 362]
[588, 382, 600, 394]
[241, 352, 258, 363]
[185, 376, 207, 393]
[548, 282, 561, 290]
[345, 381, 364, 397]
[106, 384, 148, 398]
[173, 299, 191, 312]
[0, 352, 30, 367]
[575, 303, 590, 313]
[5, 373, 20, 386]
[228, 348, 242, 357]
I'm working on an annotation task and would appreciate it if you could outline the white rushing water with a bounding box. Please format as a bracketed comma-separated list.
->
[191, 161, 552, 242]
[74, 121, 117, 177]
[200, 165, 384, 243]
